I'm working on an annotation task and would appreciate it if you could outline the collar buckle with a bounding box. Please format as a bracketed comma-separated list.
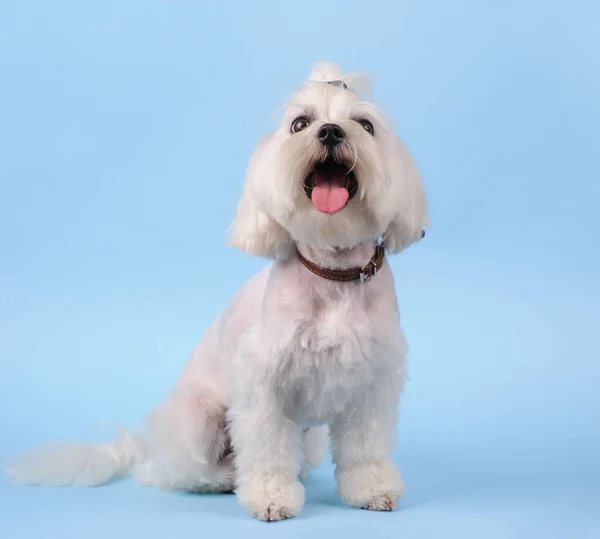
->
[359, 270, 371, 284]
[359, 243, 384, 283]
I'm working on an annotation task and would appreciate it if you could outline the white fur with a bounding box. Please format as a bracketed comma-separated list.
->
[5, 62, 427, 521]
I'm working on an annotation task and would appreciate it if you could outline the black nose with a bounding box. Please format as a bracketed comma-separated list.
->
[318, 123, 345, 146]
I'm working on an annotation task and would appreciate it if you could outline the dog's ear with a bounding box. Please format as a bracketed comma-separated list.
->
[228, 134, 292, 259]
[383, 218, 427, 254]
[381, 138, 429, 254]
[228, 191, 290, 259]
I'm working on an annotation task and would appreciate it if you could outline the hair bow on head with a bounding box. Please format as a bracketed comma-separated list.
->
[326, 80, 348, 89]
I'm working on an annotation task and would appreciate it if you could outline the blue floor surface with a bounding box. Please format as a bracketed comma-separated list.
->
[1, 458, 598, 538]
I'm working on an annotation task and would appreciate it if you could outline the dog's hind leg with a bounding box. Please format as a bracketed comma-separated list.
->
[134, 385, 234, 493]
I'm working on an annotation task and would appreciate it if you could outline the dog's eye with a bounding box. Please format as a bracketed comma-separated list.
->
[357, 119, 375, 135]
[291, 116, 311, 133]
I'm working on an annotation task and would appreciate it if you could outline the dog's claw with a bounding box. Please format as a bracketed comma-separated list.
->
[254, 503, 293, 522]
[364, 494, 397, 512]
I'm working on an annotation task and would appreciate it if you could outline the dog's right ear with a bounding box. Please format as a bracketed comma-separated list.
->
[228, 134, 292, 259]
[228, 191, 290, 259]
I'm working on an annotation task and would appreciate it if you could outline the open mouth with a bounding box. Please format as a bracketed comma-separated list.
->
[302, 157, 358, 214]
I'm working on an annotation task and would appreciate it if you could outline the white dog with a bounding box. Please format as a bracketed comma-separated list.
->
[6, 62, 428, 521]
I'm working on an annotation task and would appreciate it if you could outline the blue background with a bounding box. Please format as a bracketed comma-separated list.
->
[1, 1, 599, 537]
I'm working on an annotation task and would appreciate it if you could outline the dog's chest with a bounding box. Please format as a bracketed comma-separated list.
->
[277, 293, 392, 425]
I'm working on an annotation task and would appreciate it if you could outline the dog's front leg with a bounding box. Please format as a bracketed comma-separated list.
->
[330, 381, 405, 511]
[229, 375, 304, 521]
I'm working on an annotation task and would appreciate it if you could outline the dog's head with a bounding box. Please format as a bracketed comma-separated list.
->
[229, 62, 428, 258]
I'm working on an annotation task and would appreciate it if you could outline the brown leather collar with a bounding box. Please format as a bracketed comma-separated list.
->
[296, 243, 386, 283]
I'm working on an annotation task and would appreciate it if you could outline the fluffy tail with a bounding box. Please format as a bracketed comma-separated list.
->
[4, 430, 146, 487]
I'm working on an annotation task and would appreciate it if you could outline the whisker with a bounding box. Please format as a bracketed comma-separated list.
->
[346, 143, 359, 174]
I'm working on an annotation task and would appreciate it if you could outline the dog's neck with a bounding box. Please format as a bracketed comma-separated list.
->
[295, 240, 380, 271]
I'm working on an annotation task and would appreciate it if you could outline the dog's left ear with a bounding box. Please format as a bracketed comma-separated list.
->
[381, 138, 429, 254]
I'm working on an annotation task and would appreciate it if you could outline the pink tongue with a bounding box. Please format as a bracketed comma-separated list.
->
[311, 171, 349, 214]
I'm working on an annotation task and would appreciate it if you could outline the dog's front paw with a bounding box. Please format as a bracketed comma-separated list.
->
[237, 479, 305, 522]
[336, 460, 404, 511]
